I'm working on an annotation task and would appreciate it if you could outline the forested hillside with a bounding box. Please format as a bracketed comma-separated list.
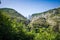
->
[0, 7, 60, 40]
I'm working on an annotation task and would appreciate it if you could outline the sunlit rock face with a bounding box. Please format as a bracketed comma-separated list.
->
[29, 7, 60, 31]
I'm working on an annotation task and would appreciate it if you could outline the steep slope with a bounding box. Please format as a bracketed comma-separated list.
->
[0, 8, 26, 20]
[29, 7, 60, 31]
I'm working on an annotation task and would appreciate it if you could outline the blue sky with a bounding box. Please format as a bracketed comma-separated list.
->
[0, 0, 60, 17]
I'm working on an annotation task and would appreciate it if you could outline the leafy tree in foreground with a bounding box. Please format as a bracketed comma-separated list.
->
[0, 11, 34, 40]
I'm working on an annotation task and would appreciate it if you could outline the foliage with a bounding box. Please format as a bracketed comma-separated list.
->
[0, 8, 60, 40]
[0, 11, 34, 40]
[34, 28, 58, 40]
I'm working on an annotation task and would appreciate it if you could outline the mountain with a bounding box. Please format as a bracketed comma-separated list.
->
[29, 7, 60, 31]
[0, 7, 60, 40]
[0, 8, 26, 20]
[0, 7, 60, 31]
[0, 8, 28, 26]
[31, 7, 60, 19]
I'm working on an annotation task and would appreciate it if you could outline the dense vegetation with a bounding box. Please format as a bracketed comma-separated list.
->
[0, 8, 60, 40]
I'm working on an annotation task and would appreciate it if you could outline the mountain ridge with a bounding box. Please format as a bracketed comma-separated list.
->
[0, 8, 27, 20]
[31, 7, 60, 19]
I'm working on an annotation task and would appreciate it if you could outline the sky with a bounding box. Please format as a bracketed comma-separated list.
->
[0, 0, 60, 18]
